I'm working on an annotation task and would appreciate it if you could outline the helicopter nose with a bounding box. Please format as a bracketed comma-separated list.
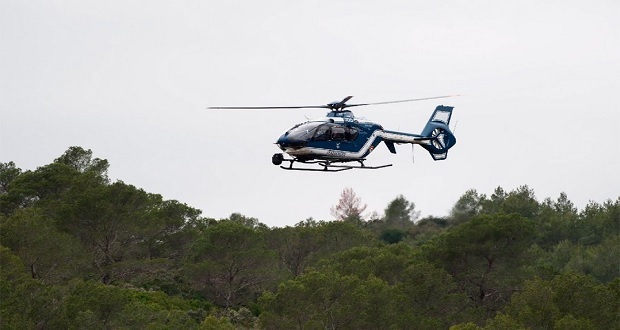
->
[276, 134, 287, 145]
[276, 134, 290, 150]
[276, 134, 305, 150]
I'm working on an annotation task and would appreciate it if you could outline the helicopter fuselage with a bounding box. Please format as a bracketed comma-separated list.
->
[275, 115, 421, 162]
[273, 105, 456, 171]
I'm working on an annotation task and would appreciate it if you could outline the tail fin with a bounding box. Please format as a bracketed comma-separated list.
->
[418, 106, 456, 160]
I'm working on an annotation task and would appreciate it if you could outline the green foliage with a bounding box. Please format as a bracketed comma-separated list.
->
[0, 161, 22, 194]
[504, 278, 560, 329]
[318, 243, 416, 284]
[265, 224, 323, 277]
[259, 270, 394, 329]
[54, 146, 109, 181]
[0, 246, 35, 329]
[383, 194, 420, 228]
[1, 147, 618, 329]
[393, 261, 467, 328]
[317, 220, 379, 253]
[183, 220, 278, 307]
[228, 212, 266, 230]
[200, 315, 235, 330]
[408, 216, 450, 245]
[485, 273, 618, 329]
[1, 208, 89, 283]
[422, 213, 536, 318]
[380, 228, 406, 244]
[482, 313, 524, 329]
[450, 189, 485, 225]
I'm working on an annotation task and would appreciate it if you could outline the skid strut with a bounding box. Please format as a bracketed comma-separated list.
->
[273, 154, 391, 172]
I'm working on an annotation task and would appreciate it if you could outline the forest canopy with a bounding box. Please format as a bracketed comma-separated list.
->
[1, 147, 618, 329]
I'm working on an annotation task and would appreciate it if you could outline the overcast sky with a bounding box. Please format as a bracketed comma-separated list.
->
[1, 0, 618, 227]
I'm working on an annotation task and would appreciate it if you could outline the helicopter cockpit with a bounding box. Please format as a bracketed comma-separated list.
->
[283, 121, 359, 144]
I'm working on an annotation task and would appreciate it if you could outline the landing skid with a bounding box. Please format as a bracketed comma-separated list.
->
[278, 157, 392, 172]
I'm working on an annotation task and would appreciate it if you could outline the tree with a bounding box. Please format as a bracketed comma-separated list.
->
[55, 181, 153, 281]
[184, 221, 278, 307]
[383, 195, 420, 228]
[0, 208, 89, 283]
[574, 198, 619, 245]
[450, 189, 485, 225]
[0, 246, 68, 329]
[264, 225, 322, 277]
[380, 228, 407, 244]
[330, 187, 367, 223]
[481, 185, 540, 219]
[503, 278, 560, 329]
[0, 246, 36, 329]
[0, 163, 79, 215]
[0, 161, 22, 194]
[484, 273, 619, 329]
[316, 221, 378, 257]
[410, 216, 450, 245]
[200, 315, 235, 330]
[54, 146, 109, 181]
[135, 197, 202, 260]
[228, 212, 266, 230]
[259, 270, 394, 329]
[54, 280, 131, 328]
[550, 272, 619, 329]
[422, 213, 535, 318]
[393, 261, 467, 328]
[535, 193, 579, 248]
[318, 244, 416, 284]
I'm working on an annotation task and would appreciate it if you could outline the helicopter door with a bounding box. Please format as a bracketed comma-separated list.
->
[331, 126, 346, 140]
[312, 124, 359, 150]
[345, 127, 358, 141]
[331, 125, 359, 150]
[312, 124, 331, 141]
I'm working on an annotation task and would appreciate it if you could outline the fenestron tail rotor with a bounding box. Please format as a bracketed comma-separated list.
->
[207, 95, 458, 111]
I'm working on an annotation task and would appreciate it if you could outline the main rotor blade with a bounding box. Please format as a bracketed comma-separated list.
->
[207, 94, 459, 110]
[340, 96, 354, 104]
[207, 105, 329, 109]
[343, 95, 459, 108]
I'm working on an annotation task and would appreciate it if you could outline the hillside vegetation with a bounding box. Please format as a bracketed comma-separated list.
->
[1, 147, 618, 329]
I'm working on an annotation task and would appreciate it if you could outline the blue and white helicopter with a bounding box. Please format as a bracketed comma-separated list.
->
[209, 95, 457, 172]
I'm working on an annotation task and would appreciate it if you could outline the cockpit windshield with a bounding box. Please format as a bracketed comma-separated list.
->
[285, 122, 359, 143]
[285, 122, 324, 142]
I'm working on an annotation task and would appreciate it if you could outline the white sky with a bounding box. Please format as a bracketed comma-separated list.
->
[1, 0, 618, 227]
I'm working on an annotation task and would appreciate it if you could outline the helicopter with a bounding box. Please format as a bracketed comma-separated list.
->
[208, 95, 457, 172]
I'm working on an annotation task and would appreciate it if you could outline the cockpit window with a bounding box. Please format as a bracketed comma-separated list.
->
[308, 124, 359, 142]
[313, 124, 330, 141]
[285, 122, 361, 143]
[285, 122, 323, 141]
[345, 127, 358, 140]
[331, 126, 346, 140]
